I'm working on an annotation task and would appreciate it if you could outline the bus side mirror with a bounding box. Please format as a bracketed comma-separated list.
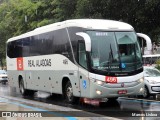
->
[76, 32, 91, 52]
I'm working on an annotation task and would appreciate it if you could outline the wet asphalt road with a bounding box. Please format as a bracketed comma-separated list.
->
[1, 83, 160, 120]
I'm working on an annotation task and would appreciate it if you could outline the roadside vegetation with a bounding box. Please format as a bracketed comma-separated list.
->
[0, 0, 160, 67]
[155, 59, 160, 70]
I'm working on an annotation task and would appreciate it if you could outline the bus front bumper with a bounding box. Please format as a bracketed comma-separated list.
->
[89, 81, 144, 98]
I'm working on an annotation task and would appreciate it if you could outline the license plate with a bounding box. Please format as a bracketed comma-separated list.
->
[118, 90, 127, 94]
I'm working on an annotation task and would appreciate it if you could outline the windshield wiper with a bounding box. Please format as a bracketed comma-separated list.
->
[133, 43, 137, 70]
[107, 44, 114, 72]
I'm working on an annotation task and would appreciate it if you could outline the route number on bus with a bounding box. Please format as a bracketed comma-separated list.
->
[105, 76, 117, 83]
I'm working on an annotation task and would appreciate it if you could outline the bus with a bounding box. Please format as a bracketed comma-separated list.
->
[143, 54, 160, 66]
[6, 19, 144, 103]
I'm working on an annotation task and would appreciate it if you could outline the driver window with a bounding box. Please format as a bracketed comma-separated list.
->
[78, 42, 87, 69]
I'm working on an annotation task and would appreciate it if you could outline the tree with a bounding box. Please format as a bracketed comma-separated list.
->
[0, 0, 160, 65]
[51, 0, 78, 21]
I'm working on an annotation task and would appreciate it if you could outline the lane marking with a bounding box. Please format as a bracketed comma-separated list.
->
[0, 97, 76, 120]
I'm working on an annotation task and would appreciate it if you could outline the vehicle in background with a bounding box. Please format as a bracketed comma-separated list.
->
[0, 70, 8, 84]
[143, 66, 160, 98]
[143, 54, 160, 66]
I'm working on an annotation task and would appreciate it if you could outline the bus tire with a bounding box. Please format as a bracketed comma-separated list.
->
[142, 86, 150, 98]
[64, 81, 78, 104]
[19, 78, 28, 96]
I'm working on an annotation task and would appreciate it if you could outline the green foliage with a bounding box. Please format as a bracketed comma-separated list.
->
[0, 0, 160, 65]
[51, 0, 78, 21]
[155, 59, 160, 70]
[37, 19, 51, 27]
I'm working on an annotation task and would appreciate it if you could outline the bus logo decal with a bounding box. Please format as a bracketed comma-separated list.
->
[121, 83, 124, 87]
[82, 80, 87, 89]
[17, 57, 24, 71]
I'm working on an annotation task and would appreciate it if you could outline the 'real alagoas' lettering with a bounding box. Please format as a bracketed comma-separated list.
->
[36, 59, 51, 67]
[28, 59, 51, 67]
[28, 60, 35, 67]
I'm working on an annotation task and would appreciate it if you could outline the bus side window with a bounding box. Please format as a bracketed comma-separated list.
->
[7, 42, 15, 58]
[78, 42, 87, 69]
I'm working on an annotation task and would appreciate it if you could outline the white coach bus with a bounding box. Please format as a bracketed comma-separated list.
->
[6, 19, 144, 103]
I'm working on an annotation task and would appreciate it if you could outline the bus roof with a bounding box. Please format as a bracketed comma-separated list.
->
[7, 19, 134, 42]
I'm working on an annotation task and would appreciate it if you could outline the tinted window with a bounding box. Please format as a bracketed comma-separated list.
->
[40, 32, 54, 55]
[7, 28, 73, 62]
[7, 42, 14, 58]
[22, 37, 30, 56]
[67, 27, 84, 62]
[78, 42, 87, 69]
[54, 29, 73, 61]
[7, 40, 22, 58]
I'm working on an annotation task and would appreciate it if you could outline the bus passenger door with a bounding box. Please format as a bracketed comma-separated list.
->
[78, 41, 90, 98]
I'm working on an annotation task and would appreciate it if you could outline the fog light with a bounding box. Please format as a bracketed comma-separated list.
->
[96, 90, 102, 95]
[140, 88, 144, 92]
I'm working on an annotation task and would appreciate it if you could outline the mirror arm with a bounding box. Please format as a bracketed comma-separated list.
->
[76, 32, 91, 52]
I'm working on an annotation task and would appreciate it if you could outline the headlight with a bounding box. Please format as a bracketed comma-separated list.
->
[138, 78, 144, 83]
[147, 80, 157, 84]
[90, 77, 105, 85]
[96, 80, 104, 85]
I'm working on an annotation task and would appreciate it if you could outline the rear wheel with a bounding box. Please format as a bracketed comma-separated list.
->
[64, 81, 78, 104]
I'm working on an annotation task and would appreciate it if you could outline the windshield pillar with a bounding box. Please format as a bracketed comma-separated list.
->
[78, 41, 88, 69]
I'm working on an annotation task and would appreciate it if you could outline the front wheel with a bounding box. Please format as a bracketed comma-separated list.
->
[19, 79, 26, 95]
[19, 79, 35, 96]
[142, 86, 150, 98]
[64, 81, 78, 104]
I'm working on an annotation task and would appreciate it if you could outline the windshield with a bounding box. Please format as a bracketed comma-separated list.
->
[87, 31, 142, 73]
[0, 70, 7, 74]
[144, 68, 160, 77]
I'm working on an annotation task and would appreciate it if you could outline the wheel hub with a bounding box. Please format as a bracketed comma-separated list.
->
[66, 86, 73, 101]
